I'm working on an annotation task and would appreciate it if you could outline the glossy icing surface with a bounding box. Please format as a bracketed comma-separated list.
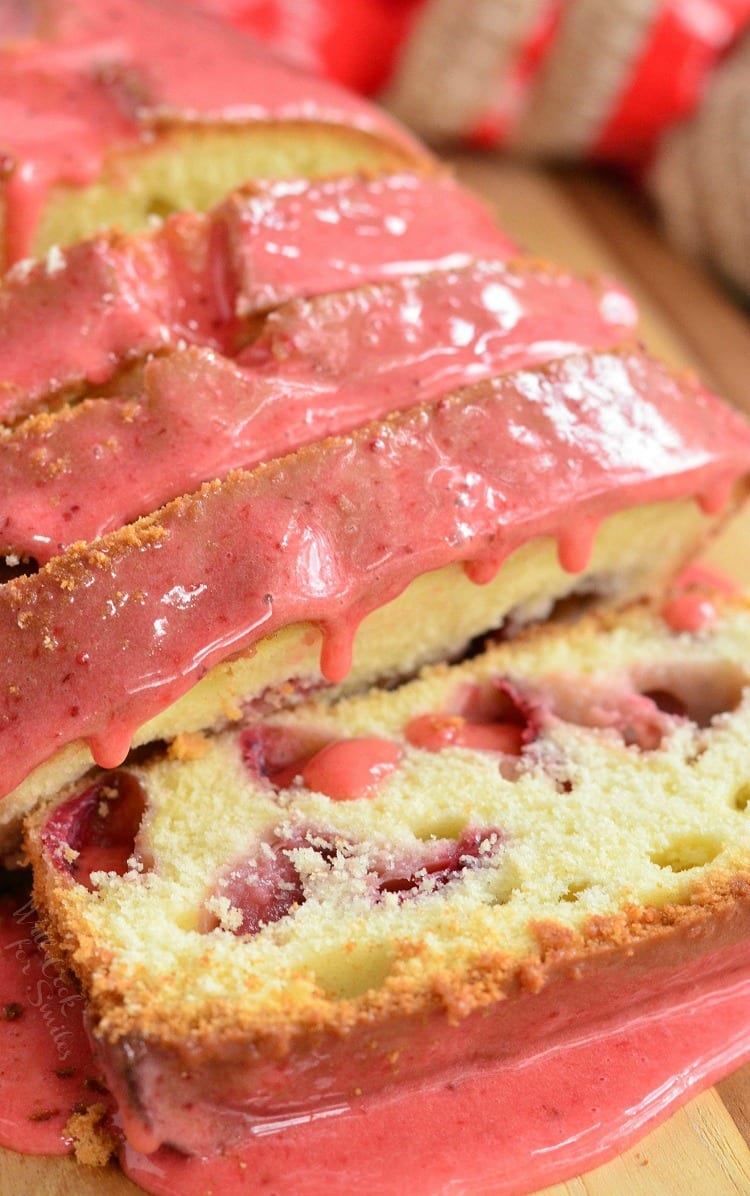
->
[1, 348, 749, 800]
[0, 0, 421, 263]
[119, 933, 750, 1195]
[0, 171, 515, 422]
[663, 592, 719, 633]
[0, 261, 636, 559]
[297, 737, 402, 800]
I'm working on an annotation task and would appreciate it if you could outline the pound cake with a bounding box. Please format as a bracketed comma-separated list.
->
[0, 170, 519, 420]
[0, 259, 638, 559]
[2, 346, 750, 848]
[3, 5, 750, 1192]
[0, 0, 426, 267]
[24, 593, 750, 1191]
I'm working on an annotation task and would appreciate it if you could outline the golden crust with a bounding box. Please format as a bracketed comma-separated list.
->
[63, 1103, 117, 1168]
[29, 837, 750, 1059]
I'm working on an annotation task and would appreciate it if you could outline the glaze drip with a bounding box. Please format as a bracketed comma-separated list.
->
[1, 347, 749, 800]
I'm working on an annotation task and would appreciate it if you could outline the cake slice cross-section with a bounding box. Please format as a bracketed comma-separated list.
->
[25, 595, 750, 1189]
[0, 170, 518, 422]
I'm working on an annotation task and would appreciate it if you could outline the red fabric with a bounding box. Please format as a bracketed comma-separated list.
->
[185, 0, 750, 164]
[185, 0, 424, 93]
[595, 0, 750, 164]
[468, 0, 564, 148]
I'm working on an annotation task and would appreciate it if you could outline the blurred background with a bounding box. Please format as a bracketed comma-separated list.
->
[186, 0, 750, 301]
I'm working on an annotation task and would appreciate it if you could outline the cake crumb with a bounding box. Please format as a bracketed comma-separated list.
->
[222, 696, 243, 722]
[65, 1102, 116, 1167]
[44, 244, 66, 275]
[204, 895, 243, 932]
[168, 732, 209, 762]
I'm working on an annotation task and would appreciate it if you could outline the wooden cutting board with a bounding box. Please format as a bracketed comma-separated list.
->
[2, 157, 749, 1195]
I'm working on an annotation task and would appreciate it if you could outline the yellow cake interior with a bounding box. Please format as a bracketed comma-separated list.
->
[28, 597, 750, 1048]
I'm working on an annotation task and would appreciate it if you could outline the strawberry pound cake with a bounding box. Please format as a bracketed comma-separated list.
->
[21, 595, 750, 1193]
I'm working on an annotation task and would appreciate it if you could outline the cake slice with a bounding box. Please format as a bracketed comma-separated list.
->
[25, 593, 750, 1177]
[0, 171, 517, 422]
[0, 259, 637, 560]
[0, 0, 425, 267]
[2, 346, 749, 846]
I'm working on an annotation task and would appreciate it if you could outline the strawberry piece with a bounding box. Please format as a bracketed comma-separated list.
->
[376, 826, 504, 899]
[241, 725, 402, 798]
[405, 677, 538, 756]
[300, 738, 402, 801]
[40, 771, 147, 890]
[239, 724, 330, 789]
[204, 835, 306, 936]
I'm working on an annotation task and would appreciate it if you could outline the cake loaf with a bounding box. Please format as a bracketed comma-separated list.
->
[25, 593, 750, 1184]
[2, 346, 749, 847]
[0, 0, 425, 267]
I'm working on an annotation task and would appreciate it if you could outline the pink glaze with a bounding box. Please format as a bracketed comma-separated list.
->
[0, 1, 36, 42]
[1, 347, 750, 798]
[663, 593, 719, 634]
[300, 738, 401, 800]
[675, 562, 740, 596]
[0, 231, 196, 420]
[0, 0, 424, 265]
[0, 260, 638, 560]
[405, 677, 534, 758]
[406, 713, 525, 754]
[217, 171, 515, 319]
[0, 172, 516, 423]
[240, 723, 331, 791]
[662, 561, 741, 633]
[117, 940, 750, 1196]
[0, 877, 110, 1155]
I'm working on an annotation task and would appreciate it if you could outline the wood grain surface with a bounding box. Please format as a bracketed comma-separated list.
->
[1, 157, 749, 1195]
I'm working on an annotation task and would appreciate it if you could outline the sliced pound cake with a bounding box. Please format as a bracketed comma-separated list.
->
[0, 171, 518, 421]
[0, 0, 425, 267]
[26, 593, 750, 1157]
[0, 259, 637, 560]
[3, 346, 750, 845]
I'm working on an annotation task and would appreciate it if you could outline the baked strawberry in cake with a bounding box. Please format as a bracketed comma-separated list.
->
[2, 346, 749, 847]
[25, 594, 750, 1189]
